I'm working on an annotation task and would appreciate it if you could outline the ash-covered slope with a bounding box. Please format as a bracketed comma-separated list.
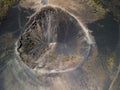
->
[0, 0, 120, 90]
[17, 6, 95, 73]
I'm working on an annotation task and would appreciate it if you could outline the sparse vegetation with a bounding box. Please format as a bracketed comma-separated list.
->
[93, 0, 120, 20]
[86, 0, 105, 20]
[0, 0, 17, 23]
[107, 53, 116, 69]
[93, 0, 101, 5]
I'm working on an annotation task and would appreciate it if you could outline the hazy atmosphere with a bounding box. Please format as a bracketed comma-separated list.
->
[0, 0, 120, 90]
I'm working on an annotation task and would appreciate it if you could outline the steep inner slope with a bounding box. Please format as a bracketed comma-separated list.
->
[17, 6, 96, 74]
[0, 0, 119, 90]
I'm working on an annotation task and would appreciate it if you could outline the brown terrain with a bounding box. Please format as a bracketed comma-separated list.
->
[0, 0, 120, 90]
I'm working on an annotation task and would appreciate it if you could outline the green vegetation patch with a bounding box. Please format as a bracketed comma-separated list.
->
[93, 0, 102, 5]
